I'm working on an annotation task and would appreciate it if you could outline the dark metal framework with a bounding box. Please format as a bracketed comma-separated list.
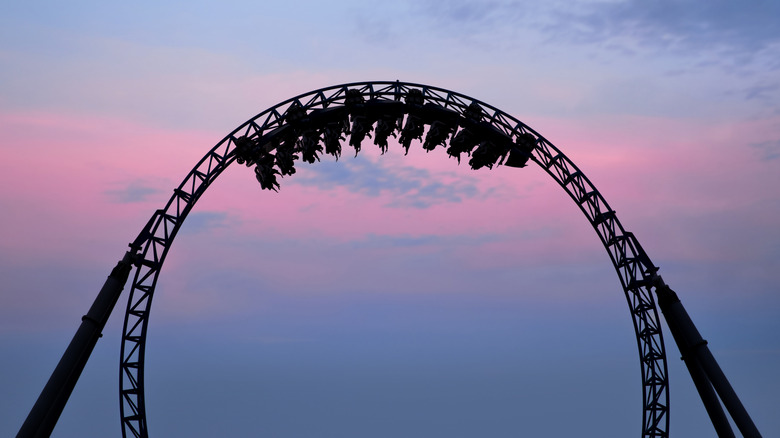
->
[118, 81, 670, 437]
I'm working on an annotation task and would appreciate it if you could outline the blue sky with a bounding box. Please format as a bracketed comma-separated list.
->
[1, 1, 779, 437]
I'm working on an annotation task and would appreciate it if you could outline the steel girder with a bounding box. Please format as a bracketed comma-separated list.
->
[119, 81, 669, 437]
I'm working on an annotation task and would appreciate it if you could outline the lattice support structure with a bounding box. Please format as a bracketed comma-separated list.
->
[118, 81, 670, 437]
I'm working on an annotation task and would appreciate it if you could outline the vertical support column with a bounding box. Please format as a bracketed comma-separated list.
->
[654, 276, 762, 438]
[17, 251, 136, 438]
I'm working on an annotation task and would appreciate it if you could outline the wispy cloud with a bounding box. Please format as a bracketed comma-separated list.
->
[401, 0, 545, 49]
[750, 139, 780, 161]
[553, 0, 780, 65]
[403, 0, 780, 75]
[416, 0, 512, 28]
[291, 153, 482, 209]
[179, 211, 233, 235]
[743, 82, 780, 107]
[347, 232, 501, 250]
[104, 180, 162, 203]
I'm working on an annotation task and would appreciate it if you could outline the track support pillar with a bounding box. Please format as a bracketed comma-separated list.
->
[17, 250, 136, 438]
[654, 276, 761, 438]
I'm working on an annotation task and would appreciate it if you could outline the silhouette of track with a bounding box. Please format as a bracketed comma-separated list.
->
[119, 81, 669, 437]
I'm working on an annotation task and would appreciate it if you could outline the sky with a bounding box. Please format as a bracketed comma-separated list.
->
[1, 1, 779, 437]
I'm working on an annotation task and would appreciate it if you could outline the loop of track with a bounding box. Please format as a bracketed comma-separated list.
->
[119, 81, 669, 437]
